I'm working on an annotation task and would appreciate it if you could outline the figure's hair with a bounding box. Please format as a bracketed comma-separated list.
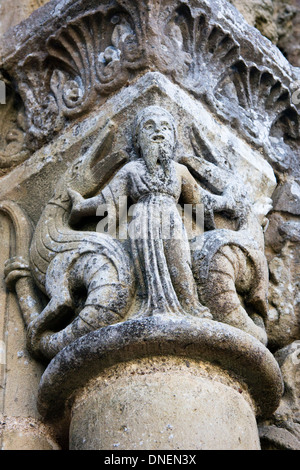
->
[133, 105, 177, 150]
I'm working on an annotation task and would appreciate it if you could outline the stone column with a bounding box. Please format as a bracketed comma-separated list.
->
[37, 316, 283, 450]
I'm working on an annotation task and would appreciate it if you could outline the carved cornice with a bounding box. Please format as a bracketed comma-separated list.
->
[0, 0, 299, 171]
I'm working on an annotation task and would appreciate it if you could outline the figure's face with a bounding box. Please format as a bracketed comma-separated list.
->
[137, 112, 175, 157]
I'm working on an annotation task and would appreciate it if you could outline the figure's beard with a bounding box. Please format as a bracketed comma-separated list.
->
[142, 141, 174, 176]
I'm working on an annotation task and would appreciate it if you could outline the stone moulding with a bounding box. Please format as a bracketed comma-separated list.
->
[0, 0, 299, 171]
[37, 315, 284, 422]
[0, 199, 42, 326]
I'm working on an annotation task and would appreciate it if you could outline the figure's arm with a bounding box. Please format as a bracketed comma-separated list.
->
[179, 123, 232, 192]
[180, 155, 229, 194]
[68, 165, 129, 225]
[180, 165, 216, 230]
[180, 164, 229, 209]
[180, 164, 202, 205]
[180, 164, 249, 230]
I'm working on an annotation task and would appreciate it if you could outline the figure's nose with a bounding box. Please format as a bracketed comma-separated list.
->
[154, 122, 164, 133]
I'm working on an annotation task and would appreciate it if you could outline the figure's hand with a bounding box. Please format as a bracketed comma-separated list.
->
[68, 188, 85, 225]
[206, 187, 237, 216]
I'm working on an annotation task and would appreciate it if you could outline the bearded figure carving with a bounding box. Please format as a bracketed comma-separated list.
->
[5, 106, 270, 361]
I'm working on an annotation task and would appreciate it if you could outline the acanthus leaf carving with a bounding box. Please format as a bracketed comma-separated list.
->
[178, 10, 241, 96]
[228, 60, 299, 140]
[47, 8, 141, 119]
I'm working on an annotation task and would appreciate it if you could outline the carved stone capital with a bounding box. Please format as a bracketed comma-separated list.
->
[0, 0, 299, 168]
[1, 0, 299, 451]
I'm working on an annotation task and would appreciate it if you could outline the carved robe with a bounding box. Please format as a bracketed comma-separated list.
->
[98, 159, 203, 316]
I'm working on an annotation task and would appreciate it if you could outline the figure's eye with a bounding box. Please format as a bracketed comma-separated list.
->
[161, 122, 171, 131]
[144, 122, 154, 131]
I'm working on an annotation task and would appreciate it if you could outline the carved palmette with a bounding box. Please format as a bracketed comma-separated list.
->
[47, 9, 141, 119]
[1, 0, 298, 159]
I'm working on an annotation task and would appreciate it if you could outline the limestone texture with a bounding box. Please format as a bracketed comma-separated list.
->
[70, 357, 261, 450]
[0, 0, 299, 451]
[0, 0, 50, 37]
[229, 0, 300, 67]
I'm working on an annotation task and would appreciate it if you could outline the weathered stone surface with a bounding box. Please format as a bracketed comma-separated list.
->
[70, 357, 260, 450]
[229, 0, 300, 67]
[274, 0, 300, 67]
[0, 78, 28, 177]
[0, 72, 277, 362]
[0, 0, 299, 166]
[0, 416, 60, 450]
[18, 96, 275, 361]
[36, 316, 283, 421]
[272, 179, 300, 215]
[229, 0, 278, 42]
[264, 212, 300, 351]
[259, 341, 300, 450]
[0, 0, 50, 37]
[0, 0, 299, 451]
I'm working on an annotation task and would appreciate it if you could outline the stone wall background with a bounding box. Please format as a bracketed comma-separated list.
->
[230, 0, 300, 67]
[0, 0, 49, 37]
